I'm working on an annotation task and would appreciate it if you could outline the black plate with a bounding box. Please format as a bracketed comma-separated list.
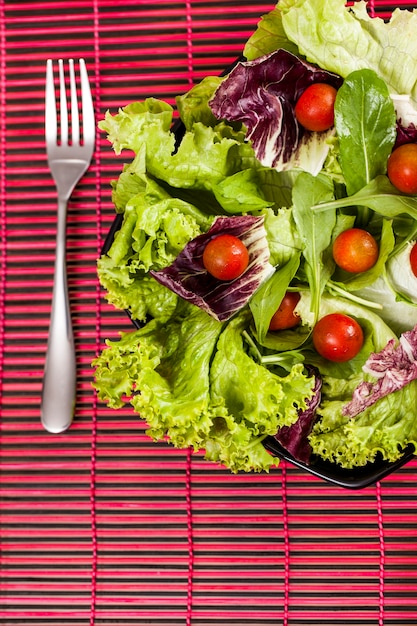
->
[100, 65, 416, 489]
[262, 437, 415, 489]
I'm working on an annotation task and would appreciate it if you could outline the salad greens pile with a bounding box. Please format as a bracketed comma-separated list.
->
[93, 0, 417, 473]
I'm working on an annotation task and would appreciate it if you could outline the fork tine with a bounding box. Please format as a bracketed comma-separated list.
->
[79, 59, 95, 146]
[69, 59, 80, 146]
[45, 59, 57, 146]
[58, 59, 68, 146]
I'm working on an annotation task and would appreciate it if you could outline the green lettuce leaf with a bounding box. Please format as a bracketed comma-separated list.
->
[97, 258, 178, 323]
[92, 307, 316, 473]
[279, 0, 417, 107]
[243, 5, 302, 61]
[207, 311, 314, 471]
[176, 76, 224, 130]
[99, 98, 174, 154]
[211, 169, 273, 214]
[310, 376, 417, 468]
[98, 174, 212, 322]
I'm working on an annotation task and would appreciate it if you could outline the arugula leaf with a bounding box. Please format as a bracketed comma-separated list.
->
[292, 172, 336, 321]
[312, 176, 417, 220]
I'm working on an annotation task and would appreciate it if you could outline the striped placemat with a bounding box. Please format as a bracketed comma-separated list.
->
[1, 1, 417, 625]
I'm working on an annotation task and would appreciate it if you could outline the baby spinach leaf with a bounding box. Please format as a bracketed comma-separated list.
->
[335, 69, 397, 196]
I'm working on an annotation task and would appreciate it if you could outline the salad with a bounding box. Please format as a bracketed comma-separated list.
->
[92, 0, 417, 474]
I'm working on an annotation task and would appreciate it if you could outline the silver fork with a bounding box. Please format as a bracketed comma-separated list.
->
[41, 58, 95, 433]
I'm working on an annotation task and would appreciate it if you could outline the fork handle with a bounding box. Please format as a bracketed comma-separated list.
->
[41, 195, 76, 433]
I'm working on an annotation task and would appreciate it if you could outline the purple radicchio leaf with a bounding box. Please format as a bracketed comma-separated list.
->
[150, 215, 273, 322]
[209, 49, 343, 174]
[395, 121, 417, 148]
[392, 95, 417, 148]
[274, 366, 322, 465]
[342, 324, 417, 418]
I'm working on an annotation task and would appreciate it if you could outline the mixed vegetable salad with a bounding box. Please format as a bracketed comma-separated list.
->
[92, 0, 417, 473]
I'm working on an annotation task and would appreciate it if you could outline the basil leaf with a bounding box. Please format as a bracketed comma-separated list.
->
[335, 69, 397, 195]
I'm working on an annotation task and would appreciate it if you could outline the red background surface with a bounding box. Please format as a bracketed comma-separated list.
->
[1, 1, 417, 625]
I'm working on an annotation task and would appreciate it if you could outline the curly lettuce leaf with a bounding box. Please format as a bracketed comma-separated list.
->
[274, 366, 322, 464]
[92, 307, 316, 473]
[176, 76, 224, 130]
[100, 100, 246, 192]
[99, 98, 174, 154]
[310, 375, 417, 468]
[207, 311, 315, 471]
[98, 175, 212, 322]
[97, 257, 178, 324]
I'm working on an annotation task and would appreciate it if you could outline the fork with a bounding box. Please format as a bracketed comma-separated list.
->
[41, 58, 95, 433]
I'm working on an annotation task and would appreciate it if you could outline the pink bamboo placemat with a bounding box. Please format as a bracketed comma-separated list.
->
[1, 1, 417, 625]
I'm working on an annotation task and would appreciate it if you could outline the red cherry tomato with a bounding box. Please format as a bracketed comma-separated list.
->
[410, 241, 417, 278]
[332, 228, 379, 274]
[202, 234, 249, 281]
[269, 291, 301, 331]
[294, 83, 338, 132]
[387, 143, 417, 194]
[312, 313, 364, 363]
